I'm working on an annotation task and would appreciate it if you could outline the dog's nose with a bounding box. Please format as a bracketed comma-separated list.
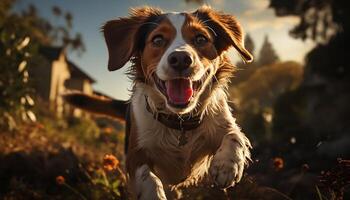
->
[168, 51, 193, 71]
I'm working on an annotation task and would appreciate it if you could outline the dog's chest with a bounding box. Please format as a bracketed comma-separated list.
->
[144, 127, 213, 185]
[132, 113, 223, 184]
[131, 88, 229, 184]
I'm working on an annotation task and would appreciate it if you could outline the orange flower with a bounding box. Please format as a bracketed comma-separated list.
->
[35, 122, 45, 130]
[56, 175, 65, 185]
[103, 154, 119, 171]
[273, 157, 284, 171]
[103, 127, 113, 134]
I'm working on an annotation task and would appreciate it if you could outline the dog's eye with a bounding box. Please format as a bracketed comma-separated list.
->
[152, 35, 165, 47]
[194, 34, 208, 46]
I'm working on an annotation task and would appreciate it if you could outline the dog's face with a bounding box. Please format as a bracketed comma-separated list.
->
[103, 6, 252, 114]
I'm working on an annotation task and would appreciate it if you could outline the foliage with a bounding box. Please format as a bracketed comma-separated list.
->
[0, 0, 85, 130]
[269, 0, 345, 43]
[0, 0, 38, 130]
[230, 61, 303, 143]
[257, 35, 280, 66]
[233, 33, 281, 86]
[17, 3, 85, 54]
[66, 117, 101, 146]
[268, 0, 350, 142]
[231, 61, 302, 111]
[244, 33, 255, 56]
[0, 116, 127, 200]
[269, 0, 349, 79]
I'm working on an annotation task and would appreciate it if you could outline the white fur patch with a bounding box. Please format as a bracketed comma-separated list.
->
[156, 13, 207, 82]
[209, 121, 251, 189]
[156, 13, 186, 81]
[135, 164, 167, 200]
[132, 85, 180, 149]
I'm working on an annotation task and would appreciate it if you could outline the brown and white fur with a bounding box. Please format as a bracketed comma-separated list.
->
[64, 5, 253, 200]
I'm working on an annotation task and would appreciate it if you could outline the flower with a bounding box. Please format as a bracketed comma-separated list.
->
[35, 122, 45, 130]
[56, 175, 65, 185]
[103, 127, 113, 134]
[103, 154, 119, 171]
[273, 157, 284, 171]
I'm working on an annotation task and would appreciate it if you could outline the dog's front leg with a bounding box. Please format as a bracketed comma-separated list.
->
[133, 164, 167, 200]
[209, 126, 251, 189]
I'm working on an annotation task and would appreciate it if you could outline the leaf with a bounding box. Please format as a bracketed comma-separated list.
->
[23, 70, 29, 83]
[18, 60, 27, 72]
[21, 96, 26, 105]
[25, 95, 35, 106]
[112, 180, 120, 189]
[4, 112, 17, 131]
[26, 110, 36, 122]
[17, 37, 30, 50]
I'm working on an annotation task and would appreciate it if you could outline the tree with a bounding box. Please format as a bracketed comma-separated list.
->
[269, 2, 350, 193]
[229, 61, 303, 143]
[269, 0, 348, 79]
[257, 35, 279, 66]
[244, 33, 255, 57]
[0, 0, 84, 130]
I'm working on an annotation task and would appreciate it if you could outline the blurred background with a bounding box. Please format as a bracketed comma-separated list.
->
[0, 0, 349, 199]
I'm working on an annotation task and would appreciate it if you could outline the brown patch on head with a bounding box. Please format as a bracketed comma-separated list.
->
[182, 14, 218, 60]
[179, 13, 221, 78]
[141, 18, 177, 81]
[192, 5, 253, 63]
[181, 13, 218, 60]
[102, 7, 163, 71]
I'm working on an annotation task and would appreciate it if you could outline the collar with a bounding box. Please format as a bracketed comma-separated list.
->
[145, 96, 203, 132]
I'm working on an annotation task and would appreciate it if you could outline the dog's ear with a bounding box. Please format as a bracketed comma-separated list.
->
[102, 7, 162, 71]
[194, 6, 253, 63]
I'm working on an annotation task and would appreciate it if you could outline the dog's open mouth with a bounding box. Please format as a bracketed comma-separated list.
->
[153, 74, 203, 108]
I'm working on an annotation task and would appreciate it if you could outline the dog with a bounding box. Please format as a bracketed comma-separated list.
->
[64, 5, 253, 200]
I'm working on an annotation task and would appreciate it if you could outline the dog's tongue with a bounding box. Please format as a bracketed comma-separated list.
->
[166, 79, 193, 105]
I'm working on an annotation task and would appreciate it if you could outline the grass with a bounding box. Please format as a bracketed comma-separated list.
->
[0, 111, 127, 199]
[1, 109, 348, 199]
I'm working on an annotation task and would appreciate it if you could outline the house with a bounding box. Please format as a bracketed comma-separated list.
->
[65, 61, 95, 117]
[31, 46, 95, 117]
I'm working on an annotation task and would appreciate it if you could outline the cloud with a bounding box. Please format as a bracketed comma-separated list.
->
[244, 16, 300, 31]
[211, 0, 225, 7]
[243, 0, 269, 15]
[235, 0, 299, 31]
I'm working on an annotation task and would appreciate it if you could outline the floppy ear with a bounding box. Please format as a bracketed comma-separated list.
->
[194, 6, 253, 63]
[102, 7, 162, 71]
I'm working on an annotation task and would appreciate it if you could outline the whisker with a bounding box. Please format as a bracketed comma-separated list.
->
[204, 25, 217, 37]
[140, 21, 160, 27]
[201, 19, 213, 24]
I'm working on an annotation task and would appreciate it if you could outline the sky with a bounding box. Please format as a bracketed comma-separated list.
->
[15, 0, 314, 100]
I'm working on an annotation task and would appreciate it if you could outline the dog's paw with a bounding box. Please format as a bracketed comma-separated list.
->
[209, 149, 245, 189]
[135, 165, 167, 200]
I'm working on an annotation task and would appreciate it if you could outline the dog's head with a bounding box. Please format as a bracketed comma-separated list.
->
[103, 6, 252, 115]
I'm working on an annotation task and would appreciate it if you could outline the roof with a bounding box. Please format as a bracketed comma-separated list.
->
[67, 60, 96, 83]
[39, 46, 64, 61]
[39, 46, 96, 84]
[93, 90, 113, 99]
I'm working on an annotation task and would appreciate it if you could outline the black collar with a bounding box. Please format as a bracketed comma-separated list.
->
[145, 96, 203, 131]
